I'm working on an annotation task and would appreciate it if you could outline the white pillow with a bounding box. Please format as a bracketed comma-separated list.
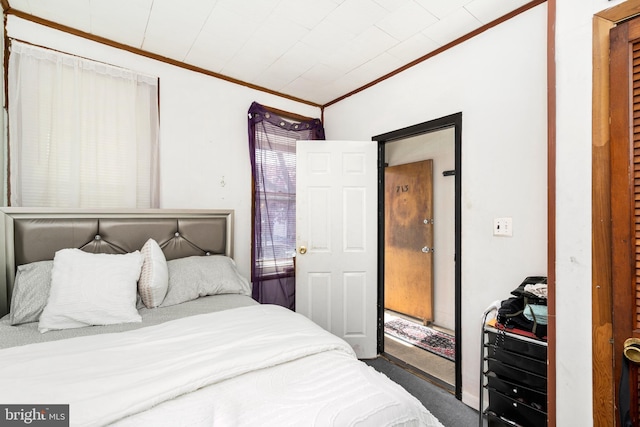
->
[38, 249, 144, 333]
[138, 238, 169, 308]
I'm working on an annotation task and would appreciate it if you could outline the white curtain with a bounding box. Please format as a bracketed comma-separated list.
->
[8, 41, 160, 208]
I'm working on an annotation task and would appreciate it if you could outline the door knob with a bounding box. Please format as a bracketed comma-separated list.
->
[299, 246, 307, 254]
[624, 338, 640, 362]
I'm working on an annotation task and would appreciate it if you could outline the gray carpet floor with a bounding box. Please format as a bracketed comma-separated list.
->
[365, 357, 478, 427]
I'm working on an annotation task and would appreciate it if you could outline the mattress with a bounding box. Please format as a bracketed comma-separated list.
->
[0, 303, 444, 427]
[0, 294, 258, 349]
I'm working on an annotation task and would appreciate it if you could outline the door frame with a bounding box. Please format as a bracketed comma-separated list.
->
[373, 112, 462, 400]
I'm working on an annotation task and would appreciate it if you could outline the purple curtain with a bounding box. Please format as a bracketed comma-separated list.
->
[248, 102, 325, 309]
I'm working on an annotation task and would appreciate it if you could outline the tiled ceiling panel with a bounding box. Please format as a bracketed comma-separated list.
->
[466, 0, 532, 24]
[375, 2, 438, 41]
[422, 9, 482, 46]
[90, 0, 151, 47]
[415, 0, 474, 20]
[5, 0, 537, 105]
[30, 0, 92, 32]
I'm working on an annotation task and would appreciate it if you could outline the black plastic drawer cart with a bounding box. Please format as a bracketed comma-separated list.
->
[479, 308, 548, 427]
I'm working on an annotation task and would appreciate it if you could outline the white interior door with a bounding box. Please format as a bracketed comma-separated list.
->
[295, 140, 378, 359]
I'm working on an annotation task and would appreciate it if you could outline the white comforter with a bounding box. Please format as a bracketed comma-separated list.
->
[0, 304, 442, 427]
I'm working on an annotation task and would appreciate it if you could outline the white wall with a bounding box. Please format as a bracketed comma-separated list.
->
[385, 128, 456, 331]
[324, 4, 548, 409]
[5, 16, 322, 280]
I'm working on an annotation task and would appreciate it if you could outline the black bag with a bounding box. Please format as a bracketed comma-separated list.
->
[497, 296, 547, 339]
[510, 276, 547, 306]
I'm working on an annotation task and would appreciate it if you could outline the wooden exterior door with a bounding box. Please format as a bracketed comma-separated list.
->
[610, 17, 640, 426]
[384, 159, 434, 323]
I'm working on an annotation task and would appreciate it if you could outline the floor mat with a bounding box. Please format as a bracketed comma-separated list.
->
[384, 315, 455, 361]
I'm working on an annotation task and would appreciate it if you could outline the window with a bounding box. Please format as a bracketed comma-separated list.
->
[8, 41, 159, 208]
[254, 140, 297, 274]
[248, 102, 324, 308]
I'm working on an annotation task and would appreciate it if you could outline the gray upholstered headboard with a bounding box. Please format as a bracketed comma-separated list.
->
[0, 208, 234, 316]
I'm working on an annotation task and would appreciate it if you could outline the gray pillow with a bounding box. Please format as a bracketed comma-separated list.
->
[160, 255, 251, 307]
[9, 260, 54, 325]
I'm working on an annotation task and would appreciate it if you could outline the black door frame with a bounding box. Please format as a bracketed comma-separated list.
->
[374, 112, 462, 400]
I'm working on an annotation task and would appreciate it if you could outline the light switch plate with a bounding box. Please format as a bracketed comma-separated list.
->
[493, 217, 513, 237]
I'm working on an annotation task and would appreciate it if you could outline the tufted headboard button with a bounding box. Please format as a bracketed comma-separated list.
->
[94, 235, 102, 241]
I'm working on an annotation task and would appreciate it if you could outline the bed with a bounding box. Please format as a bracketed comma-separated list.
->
[0, 208, 443, 427]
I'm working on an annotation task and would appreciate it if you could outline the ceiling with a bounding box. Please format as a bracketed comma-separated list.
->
[5, 0, 533, 106]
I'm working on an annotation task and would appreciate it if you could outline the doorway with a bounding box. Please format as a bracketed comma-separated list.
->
[375, 112, 462, 399]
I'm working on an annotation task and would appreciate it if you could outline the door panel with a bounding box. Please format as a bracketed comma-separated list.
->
[384, 159, 434, 323]
[295, 140, 378, 358]
[610, 18, 640, 425]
